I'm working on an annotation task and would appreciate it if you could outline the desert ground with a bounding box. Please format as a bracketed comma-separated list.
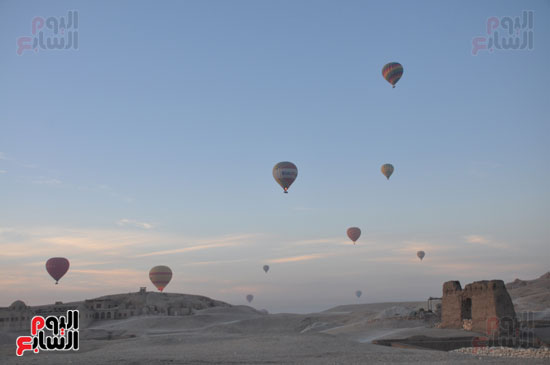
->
[1, 301, 549, 364]
[1, 273, 549, 364]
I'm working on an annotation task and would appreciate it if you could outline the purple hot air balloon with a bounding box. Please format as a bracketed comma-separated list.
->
[347, 227, 361, 244]
[46, 257, 70, 284]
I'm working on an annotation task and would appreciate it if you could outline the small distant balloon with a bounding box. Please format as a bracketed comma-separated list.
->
[356, 290, 362, 298]
[149, 265, 172, 292]
[417, 251, 425, 261]
[382, 62, 404, 88]
[273, 161, 298, 193]
[46, 257, 70, 284]
[381, 164, 394, 180]
[347, 227, 361, 244]
[263, 265, 270, 273]
[246, 294, 254, 303]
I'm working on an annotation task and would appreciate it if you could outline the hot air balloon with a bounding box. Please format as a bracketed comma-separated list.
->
[347, 227, 361, 244]
[263, 265, 270, 273]
[355, 290, 362, 298]
[273, 161, 298, 193]
[45, 257, 70, 284]
[417, 251, 425, 261]
[382, 62, 404, 88]
[149, 265, 172, 292]
[246, 294, 254, 303]
[381, 164, 394, 180]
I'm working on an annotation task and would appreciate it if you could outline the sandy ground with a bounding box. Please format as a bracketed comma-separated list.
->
[1, 303, 548, 364]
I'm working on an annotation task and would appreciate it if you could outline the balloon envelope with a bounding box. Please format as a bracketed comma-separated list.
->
[356, 290, 362, 298]
[381, 164, 394, 180]
[273, 161, 298, 193]
[149, 265, 172, 292]
[382, 62, 404, 88]
[347, 227, 361, 244]
[417, 251, 425, 261]
[46, 257, 70, 284]
[246, 294, 254, 303]
[263, 265, 269, 273]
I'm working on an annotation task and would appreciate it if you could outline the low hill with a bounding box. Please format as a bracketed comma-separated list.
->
[506, 272, 550, 312]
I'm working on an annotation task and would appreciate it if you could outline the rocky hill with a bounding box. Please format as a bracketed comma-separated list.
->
[506, 272, 550, 312]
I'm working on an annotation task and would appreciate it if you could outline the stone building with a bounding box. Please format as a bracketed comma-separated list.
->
[0, 300, 35, 331]
[441, 280, 516, 335]
[0, 288, 230, 330]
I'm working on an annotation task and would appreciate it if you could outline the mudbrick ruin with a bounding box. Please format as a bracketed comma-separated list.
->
[441, 279, 516, 335]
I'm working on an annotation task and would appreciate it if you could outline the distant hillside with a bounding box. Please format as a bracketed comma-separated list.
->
[92, 291, 231, 311]
[506, 272, 550, 312]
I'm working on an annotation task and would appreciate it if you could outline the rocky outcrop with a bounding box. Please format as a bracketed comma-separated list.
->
[506, 271, 550, 312]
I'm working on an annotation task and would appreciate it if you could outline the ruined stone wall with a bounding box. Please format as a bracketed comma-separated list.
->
[441, 281, 463, 329]
[463, 280, 515, 333]
[441, 279, 516, 335]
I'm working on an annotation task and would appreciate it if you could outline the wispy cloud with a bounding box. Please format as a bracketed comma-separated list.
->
[219, 285, 265, 294]
[0, 169, 6, 174]
[393, 240, 451, 255]
[33, 177, 62, 185]
[267, 253, 327, 264]
[464, 234, 509, 249]
[42, 233, 141, 253]
[117, 218, 155, 230]
[289, 238, 340, 246]
[183, 259, 248, 266]
[0, 152, 7, 160]
[465, 235, 490, 244]
[71, 268, 143, 278]
[0, 227, 154, 257]
[23, 259, 119, 267]
[135, 241, 247, 258]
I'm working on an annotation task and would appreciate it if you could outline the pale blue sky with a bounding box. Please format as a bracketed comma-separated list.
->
[0, 1, 549, 312]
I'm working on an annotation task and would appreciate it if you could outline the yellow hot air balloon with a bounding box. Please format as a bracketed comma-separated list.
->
[381, 164, 394, 180]
[273, 162, 298, 193]
[149, 265, 172, 292]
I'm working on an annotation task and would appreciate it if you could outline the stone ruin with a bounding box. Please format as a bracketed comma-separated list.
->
[0, 289, 231, 330]
[441, 280, 516, 335]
